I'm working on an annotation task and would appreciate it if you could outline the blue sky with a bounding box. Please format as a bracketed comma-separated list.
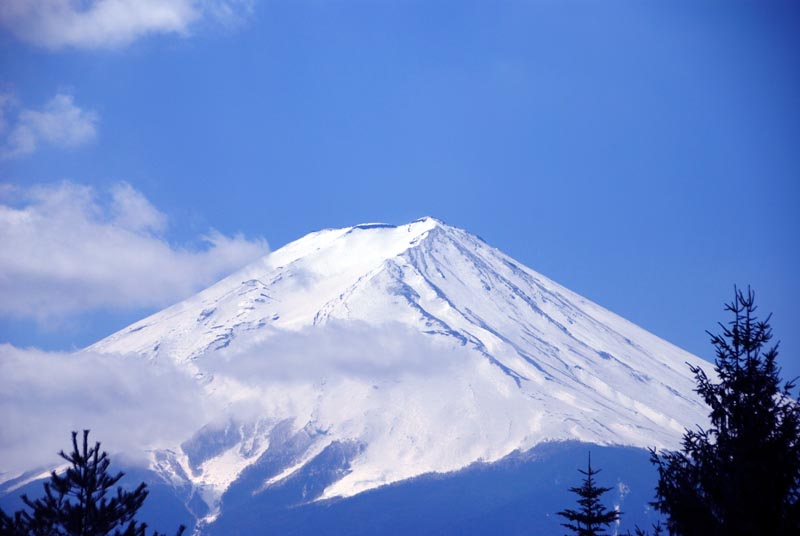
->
[1, 0, 798, 380]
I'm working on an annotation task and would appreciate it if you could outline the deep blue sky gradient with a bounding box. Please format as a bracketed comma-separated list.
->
[1, 1, 798, 378]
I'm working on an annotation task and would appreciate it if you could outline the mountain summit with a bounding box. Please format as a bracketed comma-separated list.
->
[89, 217, 708, 523]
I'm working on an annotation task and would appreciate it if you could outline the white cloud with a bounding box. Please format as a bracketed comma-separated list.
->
[0, 343, 213, 476]
[0, 324, 473, 477]
[0, 92, 98, 159]
[0, 0, 256, 50]
[206, 321, 465, 385]
[0, 181, 269, 321]
[110, 182, 167, 233]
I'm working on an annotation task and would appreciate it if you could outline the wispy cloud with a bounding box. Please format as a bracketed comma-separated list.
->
[0, 181, 269, 321]
[0, 0, 256, 50]
[0, 92, 98, 159]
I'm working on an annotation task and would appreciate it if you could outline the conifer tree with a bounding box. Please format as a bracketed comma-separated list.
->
[623, 521, 664, 536]
[557, 453, 620, 535]
[0, 430, 185, 536]
[650, 287, 800, 535]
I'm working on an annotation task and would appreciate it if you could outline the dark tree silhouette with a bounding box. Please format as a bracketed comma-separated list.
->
[557, 453, 620, 535]
[0, 430, 185, 536]
[650, 287, 800, 535]
[623, 521, 664, 536]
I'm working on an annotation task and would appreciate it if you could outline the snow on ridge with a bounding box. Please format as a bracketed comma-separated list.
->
[89, 217, 444, 358]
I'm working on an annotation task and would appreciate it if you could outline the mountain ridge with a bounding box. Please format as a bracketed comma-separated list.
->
[82, 216, 709, 521]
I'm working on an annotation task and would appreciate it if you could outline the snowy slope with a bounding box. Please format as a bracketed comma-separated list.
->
[89, 217, 709, 517]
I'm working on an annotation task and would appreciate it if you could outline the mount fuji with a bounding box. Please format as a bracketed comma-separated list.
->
[2, 217, 711, 534]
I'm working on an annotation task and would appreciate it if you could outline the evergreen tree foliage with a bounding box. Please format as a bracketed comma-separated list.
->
[650, 287, 800, 535]
[557, 453, 620, 535]
[623, 521, 664, 536]
[0, 430, 185, 536]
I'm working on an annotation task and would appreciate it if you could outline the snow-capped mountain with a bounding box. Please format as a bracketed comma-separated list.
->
[86, 217, 708, 528]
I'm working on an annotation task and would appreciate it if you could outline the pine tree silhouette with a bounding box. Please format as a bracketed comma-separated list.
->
[557, 453, 620, 535]
[0, 430, 185, 536]
[650, 287, 800, 535]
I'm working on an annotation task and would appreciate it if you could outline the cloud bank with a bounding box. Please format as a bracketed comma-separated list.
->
[0, 343, 212, 477]
[0, 323, 478, 478]
[204, 321, 466, 389]
[0, 0, 256, 50]
[0, 93, 97, 159]
[0, 181, 269, 321]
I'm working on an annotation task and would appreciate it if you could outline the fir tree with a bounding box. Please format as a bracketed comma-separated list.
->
[650, 287, 800, 535]
[0, 430, 185, 536]
[557, 453, 620, 535]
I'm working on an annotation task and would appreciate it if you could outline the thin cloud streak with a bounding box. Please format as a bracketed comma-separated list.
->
[0, 181, 269, 322]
